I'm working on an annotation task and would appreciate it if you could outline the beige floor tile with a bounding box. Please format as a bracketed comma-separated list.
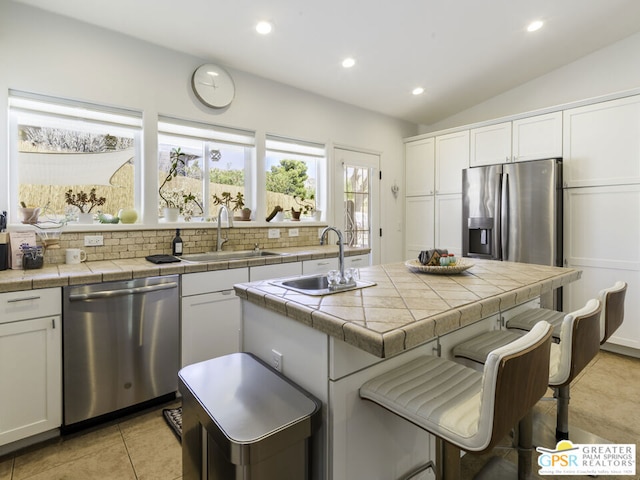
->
[122, 420, 181, 480]
[0, 457, 13, 480]
[17, 441, 136, 480]
[12, 425, 122, 480]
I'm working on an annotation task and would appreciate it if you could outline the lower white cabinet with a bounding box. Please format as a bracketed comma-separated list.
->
[249, 262, 302, 281]
[0, 288, 61, 447]
[405, 195, 435, 260]
[302, 258, 339, 275]
[181, 268, 249, 367]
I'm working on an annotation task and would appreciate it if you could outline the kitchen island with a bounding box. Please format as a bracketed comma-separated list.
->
[234, 259, 581, 480]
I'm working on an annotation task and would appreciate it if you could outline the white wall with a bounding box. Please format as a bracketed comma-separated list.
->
[0, 1, 417, 264]
[422, 31, 640, 132]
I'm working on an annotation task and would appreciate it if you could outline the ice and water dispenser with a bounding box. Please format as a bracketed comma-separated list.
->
[465, 217, 495, 258]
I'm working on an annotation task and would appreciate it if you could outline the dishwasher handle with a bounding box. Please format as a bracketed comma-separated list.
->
[68, 282, 178, 301]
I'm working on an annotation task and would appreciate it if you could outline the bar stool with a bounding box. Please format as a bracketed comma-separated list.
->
[360, 321, 553, 480]
[452, 298, 602, 447]
[506, 281, 627, 344]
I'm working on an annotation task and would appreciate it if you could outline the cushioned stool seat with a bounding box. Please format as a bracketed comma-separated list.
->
[507, 308, 565, 340]
[452, 298, 603, 447]
[361, 321, 553, 480]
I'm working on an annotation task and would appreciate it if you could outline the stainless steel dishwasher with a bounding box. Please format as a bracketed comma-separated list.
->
[63, 275, 179, 429]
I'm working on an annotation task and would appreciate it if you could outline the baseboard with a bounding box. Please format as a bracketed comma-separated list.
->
[601, 343, 640, 359]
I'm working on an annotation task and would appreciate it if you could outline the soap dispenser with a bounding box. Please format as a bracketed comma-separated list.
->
[172, 229, 183, 256]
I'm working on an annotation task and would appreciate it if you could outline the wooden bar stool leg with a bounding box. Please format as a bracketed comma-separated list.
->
[435, 438, 461, 480]
[517, 411, 533, 480]
[556, 385, 570, 440]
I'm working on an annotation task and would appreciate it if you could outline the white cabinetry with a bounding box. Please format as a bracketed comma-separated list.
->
[0, 288, 61, 447]
[405, 131, 468, 259]
[435, 130, 469, 194]
[405, 195, 435, 260]
[470, 121, 512, 167]
[250, 262, 301, 281]
[563, 96, 640, 187]
[512, 112, 562, 162]
[181, 268, 249, 367]
[564, 185, 640, 349]
[405, 138, 435, 196]
[471, 112, 562, 167]
[344, 253, 371, 268]
[302, 258, 339, 275]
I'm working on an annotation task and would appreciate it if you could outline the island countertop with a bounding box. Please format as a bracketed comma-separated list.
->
[234, 259, 582, 358]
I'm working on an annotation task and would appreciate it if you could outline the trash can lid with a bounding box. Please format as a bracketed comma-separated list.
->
[179, 352, 320, 444]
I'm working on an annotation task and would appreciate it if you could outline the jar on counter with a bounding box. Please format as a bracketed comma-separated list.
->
[449, 253, 456, 265]
[439, 255, 449, 266]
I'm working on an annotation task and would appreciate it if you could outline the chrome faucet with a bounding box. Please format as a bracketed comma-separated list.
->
[320, 226, 348, 284]
[216, 205, 234, 251]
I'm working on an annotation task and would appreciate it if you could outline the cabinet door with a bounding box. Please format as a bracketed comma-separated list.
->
[563, 95, 640, 187]
[250, 262, 302, 281]
[182, 268, 248, 296]
[435, 193, 462, 254]
[512, 112, 562, 162]
[405, 196, 434, 260]
[405, 138, 435, 196]
[181, 291, 241, 367]
[470, 122, 512, 167]
[435, 130, 469, 194]
[0, 316, 61, 446]
[564, 185, 640, 348]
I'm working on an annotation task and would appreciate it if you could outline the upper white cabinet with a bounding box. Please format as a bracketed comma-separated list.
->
[512, 112, 562, 162]
[435, 130, 470, 194]
[470, 122, 512, 167]
[563, 95, 640, 187]
[405, 138, 435, 196]
[470, 112, 562, 167]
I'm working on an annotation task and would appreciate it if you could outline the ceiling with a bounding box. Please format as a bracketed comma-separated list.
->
[12, 0, 640, 125]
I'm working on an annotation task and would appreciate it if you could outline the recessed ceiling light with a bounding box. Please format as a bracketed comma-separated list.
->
[342, 57, 356, 68]
[256, 21, 273, 35]
[527, 20, 544, 32]
[412, 87, 425, 96]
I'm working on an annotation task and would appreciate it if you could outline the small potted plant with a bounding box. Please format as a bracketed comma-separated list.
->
[212, 191, 246, 219]
[241, 207, 252, 221]
[64, 188, 106, 223]
[159, 147, 187, 221]
[291, 194, 315, 220]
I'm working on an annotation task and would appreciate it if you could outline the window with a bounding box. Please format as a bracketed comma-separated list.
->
[265, 135, 325, 220]
[158, 117, 255, 221]
[9, 91, 141, 223]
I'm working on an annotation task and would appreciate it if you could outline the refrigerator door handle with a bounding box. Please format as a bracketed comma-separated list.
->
[492, 172, 502, 260]
[501, 172, 510, 260]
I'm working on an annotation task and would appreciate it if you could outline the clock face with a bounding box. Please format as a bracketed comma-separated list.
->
[192, 64, 235, 108]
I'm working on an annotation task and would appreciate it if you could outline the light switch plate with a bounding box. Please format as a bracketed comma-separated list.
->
[84, 235, 104, 246]
[289, 228, 299, 237]
[268, 229, 280, 239]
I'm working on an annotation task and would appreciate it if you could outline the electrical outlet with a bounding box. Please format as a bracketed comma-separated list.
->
[84, 235, 104, 246]
[268, 228, 280, 239]
[289, 228, 299, 237]
[271, 349, 283, 372]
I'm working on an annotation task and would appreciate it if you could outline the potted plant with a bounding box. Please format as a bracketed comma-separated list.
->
[240, 207, 252, 221]
[64, 188, 106, 223]
[212, 191, 246, 219]
[291, 194, 315, 220]
[159, 147, 187, 221]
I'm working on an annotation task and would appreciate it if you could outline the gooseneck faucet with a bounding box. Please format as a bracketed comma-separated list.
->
[216, 205, 234, 251]
[320, 226, 346, 284]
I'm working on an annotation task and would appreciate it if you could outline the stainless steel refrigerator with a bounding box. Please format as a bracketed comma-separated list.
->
[462, 158, 562, 268]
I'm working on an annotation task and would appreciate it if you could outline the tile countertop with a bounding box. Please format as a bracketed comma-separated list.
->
[234, 259, 582, 358]
[0, 246, 369, 293]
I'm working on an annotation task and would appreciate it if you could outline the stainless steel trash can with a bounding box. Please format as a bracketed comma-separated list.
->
[179, 352, 321, 480]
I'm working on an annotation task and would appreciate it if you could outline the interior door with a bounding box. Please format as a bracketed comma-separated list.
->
[333, 148, 380, 265]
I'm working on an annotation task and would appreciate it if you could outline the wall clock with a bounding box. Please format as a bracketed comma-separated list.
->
[191, 64, 235, 108]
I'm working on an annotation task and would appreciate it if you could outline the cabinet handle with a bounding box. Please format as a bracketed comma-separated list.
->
[52, 318, 56, 329]
[7, 295, 41, 303]
[317, 261, 330, 266]
[350, 258, 363, 263]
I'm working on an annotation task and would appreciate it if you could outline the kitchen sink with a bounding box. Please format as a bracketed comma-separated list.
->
[271, 274, 376, 296]
[181, 250, 286, 263]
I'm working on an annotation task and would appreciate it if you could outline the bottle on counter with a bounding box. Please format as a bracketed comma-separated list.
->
[172, 229, 183, 256]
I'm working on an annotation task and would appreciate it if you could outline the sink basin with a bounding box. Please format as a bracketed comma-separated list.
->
[181, 250, 285, 263]
[271, 275, 376, 296]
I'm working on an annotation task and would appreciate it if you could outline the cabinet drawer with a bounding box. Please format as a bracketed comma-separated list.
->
[0, 288, 61, 324]
[302, 258, 339, 275]
[182, 268, 249, 296]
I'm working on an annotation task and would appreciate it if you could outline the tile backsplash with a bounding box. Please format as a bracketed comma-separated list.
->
[41, 225, 326, 264]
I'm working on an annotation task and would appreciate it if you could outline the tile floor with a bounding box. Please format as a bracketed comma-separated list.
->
[0, 350, 638, 479]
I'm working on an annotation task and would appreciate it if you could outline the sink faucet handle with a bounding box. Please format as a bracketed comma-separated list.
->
[254, 243, 260, 252]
